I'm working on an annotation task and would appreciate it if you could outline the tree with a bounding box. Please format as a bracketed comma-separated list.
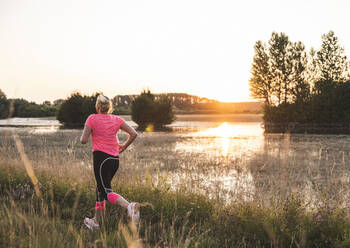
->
[252, 30, 350, 133]
[131, 90, 155, 128]
[57, 92, 98, 127]
[0, 89, 9, 119]
[154, 95, 175, 126]
[306, 48, 321, 91]
[289, 41, 310, 103]
[268, 32, 292, 105]
[10, 98, 29, 117]
[53, 99, 65, 106]
[250, 33, 307, 106]
[131, 90, 175, 129]
[312, 31, 350, 112]
[316, 31, 349, 84]
[249, 41, 273, 105]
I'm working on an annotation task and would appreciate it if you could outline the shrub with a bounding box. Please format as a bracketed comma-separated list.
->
[131, 90, 175, 129]
[57, 92, 98, 127]
[264, 81, 350, 133]
[0, 89, 9, 119]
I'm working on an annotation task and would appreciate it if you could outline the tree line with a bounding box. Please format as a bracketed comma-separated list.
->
[0, 88, 261, 121]
[249, 31, 350, 132]
[56, 90, 174, 129]
[0, 90, 59, 119]
[113, 93, 261, 114]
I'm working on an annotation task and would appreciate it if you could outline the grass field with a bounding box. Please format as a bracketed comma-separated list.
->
[2, 124, 350, 247]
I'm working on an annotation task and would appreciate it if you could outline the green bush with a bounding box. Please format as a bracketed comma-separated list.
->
[131, 90, 175, 129]
[57, 92, 98, 127]
[0, 91, 58, 118]
[10, 99, 58, 117]
[0, 89, 9, 119]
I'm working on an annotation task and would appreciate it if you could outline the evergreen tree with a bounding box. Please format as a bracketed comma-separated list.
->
[316, 31, 349, 83]
[306, 47, 320, 92]
[249, 41, 272, 105]
[252, 30, 350, 133]
[268, 32, 291, 105]
[289, 41, 310, 103]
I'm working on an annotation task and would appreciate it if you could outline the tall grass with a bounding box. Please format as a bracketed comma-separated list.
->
[2, 128, 350, 247]
[2, 165, 350, 247]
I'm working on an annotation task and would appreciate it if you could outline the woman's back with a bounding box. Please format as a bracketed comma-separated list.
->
[85, 114, 125, 156]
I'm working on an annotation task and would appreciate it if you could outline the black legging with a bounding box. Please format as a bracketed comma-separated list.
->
[93, 151, 119, 202]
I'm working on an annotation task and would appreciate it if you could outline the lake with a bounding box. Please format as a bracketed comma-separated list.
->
[1, 114, 349, 207]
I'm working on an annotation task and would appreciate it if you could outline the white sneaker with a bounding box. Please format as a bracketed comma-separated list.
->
[127, 202, 140, 223]
[84, 217, 99, 231]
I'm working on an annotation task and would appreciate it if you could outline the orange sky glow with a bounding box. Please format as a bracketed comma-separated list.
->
[1, 0, 350, 103]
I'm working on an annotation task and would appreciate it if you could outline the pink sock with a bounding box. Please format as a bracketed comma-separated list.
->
[95, 201, 105, 210]
[107, 192, 120, 204]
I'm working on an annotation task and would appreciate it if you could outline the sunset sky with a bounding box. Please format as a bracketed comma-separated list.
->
[1, 0, 350, 103]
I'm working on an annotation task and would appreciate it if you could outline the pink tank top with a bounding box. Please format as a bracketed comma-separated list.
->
[85, 114, 125, 156]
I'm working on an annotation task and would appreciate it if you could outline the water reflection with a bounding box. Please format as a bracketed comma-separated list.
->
[0, 117, 61, 127]
[193, 122, 264, 156]
[171, 124, 350, 206]
[170, 122, 264, 203]
[194, 122, 263, 138]
[30, 126, 58, 134]
[175, 122, 264, 158]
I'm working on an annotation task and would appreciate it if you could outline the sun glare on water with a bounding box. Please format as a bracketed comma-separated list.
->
[175, 122, 264, 158]
[30, 126, 58, 134]
[203, 123, 234, 156]
[196, 122, 263, 138]
[172, 122, 264, 202]
[192, 122, 263, 156]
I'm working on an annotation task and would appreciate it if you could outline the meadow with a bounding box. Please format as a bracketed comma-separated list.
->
[2, 115, 350, 247]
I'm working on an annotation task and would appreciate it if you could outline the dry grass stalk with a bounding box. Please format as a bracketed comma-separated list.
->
[12, 133, 41, 198]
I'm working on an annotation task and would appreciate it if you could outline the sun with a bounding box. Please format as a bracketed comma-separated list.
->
[199, 85, 251, 103]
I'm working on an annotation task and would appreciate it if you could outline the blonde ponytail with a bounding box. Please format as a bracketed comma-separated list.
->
[96, 94, 113, 114]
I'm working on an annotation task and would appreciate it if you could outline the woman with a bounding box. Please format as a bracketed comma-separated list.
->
[80, 94, 139, 231]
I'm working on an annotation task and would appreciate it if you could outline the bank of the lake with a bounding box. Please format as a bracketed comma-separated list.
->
[264, 122, 350, 134]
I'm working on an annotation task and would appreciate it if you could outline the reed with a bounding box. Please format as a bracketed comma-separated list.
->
[2, 128, 350, 247]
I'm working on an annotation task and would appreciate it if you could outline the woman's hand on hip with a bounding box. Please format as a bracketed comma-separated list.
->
[118, 144, 126, 154]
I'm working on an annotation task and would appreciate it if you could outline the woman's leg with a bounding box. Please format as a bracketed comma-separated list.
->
[102, 157, 131, 208]
[93, 151, 111, 224]
[102, 155, 140, 222]
[92, 151, 139, 224]
[94, 188, 106, 224]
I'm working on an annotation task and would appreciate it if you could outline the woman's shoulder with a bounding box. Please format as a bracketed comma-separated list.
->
[109, 114, 120, 118]
[87, 114, 97, 119]
[110, 114, 125, 124]
[85, 114, 97, 127]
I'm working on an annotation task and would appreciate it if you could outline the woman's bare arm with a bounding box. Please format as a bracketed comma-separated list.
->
[80, 125, 92, 144]
[119, 122, 138, 153]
